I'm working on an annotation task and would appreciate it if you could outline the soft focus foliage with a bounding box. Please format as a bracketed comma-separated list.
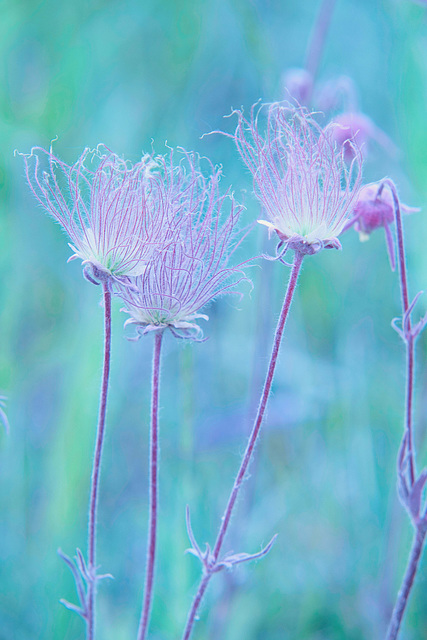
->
[2, 1, 427, 639]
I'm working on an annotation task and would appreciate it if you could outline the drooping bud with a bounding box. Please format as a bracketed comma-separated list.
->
[346, 181, 419, 270]
[353, 183, 418, 240]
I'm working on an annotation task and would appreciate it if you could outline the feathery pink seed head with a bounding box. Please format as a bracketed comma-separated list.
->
[117, 151, 248, 340]
[230, 102, 363, 256]
[21, 145, 167, 284]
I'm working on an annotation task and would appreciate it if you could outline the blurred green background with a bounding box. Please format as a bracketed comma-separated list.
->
[2, 0, 427, 638]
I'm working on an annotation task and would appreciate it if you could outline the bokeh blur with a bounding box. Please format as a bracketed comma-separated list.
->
[2, 0, 427, 638]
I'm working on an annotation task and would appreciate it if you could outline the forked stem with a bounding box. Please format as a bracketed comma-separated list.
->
[87, 282, 112, 640]
[182, 251, 304, 640]
[137, 330, 164, 640]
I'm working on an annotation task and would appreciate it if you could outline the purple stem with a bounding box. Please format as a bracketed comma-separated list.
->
[304, 0, 337, 82]
[137, 330, 164, 640]
[385, 527, 427, 640]
[382, 178, 421, 639]
[381, 179, 415, 485]
[182, 251, 304, 640]
[87, 282, 112, 640]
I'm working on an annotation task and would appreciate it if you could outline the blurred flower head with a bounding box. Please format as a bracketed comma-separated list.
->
[21, 145, 169, 287]
[230, 102, 362, 256]
[118, 152, 248, 341]
[282, 68, 313, 106]
[329, 112, 373, 162]
[329, 112, 397, 162]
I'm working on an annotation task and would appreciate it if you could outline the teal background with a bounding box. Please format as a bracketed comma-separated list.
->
[2, 0, 427, 638]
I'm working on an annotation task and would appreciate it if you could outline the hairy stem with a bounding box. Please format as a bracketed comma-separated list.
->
[137, 330, 164, 640]
[182, 251, 304, 640]
[382, 179, 415, 485]
[385, 527, 426, 640]
[305, 0, 337, 81]
[87, 282, 112, 640]
[382, 178, 422, 640]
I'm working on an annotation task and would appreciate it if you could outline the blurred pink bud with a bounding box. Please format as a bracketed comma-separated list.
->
[330, 112, 397, 162]
[282, 68, 313, 106]
[330, 113, 374, 161]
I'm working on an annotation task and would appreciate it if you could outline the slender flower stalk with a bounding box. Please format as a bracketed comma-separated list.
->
[282, 0, 336, 106]
[386, 527, 427, 640]
[376, 179, 427, 640]
[304, 0, 337, 82]
[182, 250, 304, 640]
[343, 178, 427, 638]
[381, 180, 416, 485]
[137, 330, 164, 640]
[22, 144, 155, 636]
[87, 282, 112, 640]
[116, 149, 249, 640]
[180, 103, 362, 639]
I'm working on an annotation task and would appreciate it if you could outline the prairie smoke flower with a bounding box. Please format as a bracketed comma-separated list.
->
[118, 153, 247, 340]
[230, 103, 362, 256]
[21, 145, 168, 287]
[346, 181, 419, 270]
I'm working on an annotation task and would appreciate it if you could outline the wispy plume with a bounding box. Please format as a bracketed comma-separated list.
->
[227, 102, 362, 256]
[118, 151, 248, 341]
[21, 145, 168, 287]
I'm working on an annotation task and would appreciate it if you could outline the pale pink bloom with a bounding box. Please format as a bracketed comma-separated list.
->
[345, 181, 419, 270]
[118, 152, 247, 340]
[22, 145, 170, 286]
[230, 102, 362, 255]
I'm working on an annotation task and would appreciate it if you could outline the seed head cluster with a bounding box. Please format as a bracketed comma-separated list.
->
[23, 145, 246, 338]
[23, 104, 368, 336]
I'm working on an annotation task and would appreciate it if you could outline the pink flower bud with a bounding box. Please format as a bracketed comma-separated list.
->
[353, 183, 418, 240]
[330, 112, 374, 162]
[346, 181, 420, 271]
[282, 68, 313, 106]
